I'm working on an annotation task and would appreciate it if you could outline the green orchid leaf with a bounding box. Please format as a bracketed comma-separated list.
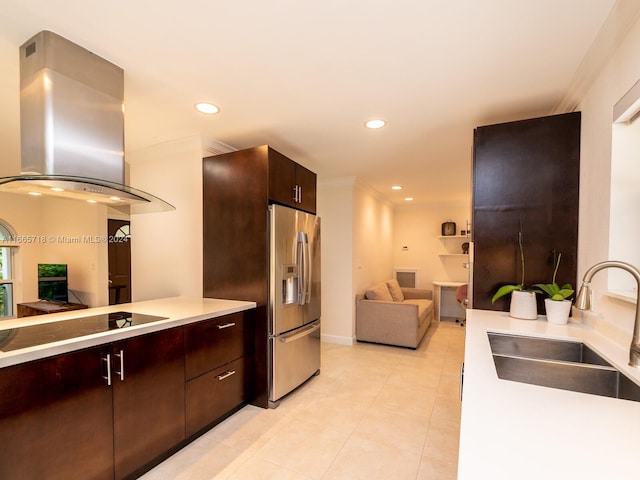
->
[557, 288, 574, 298]
[533, 283, 555, 297]
[491, 284, 523, 304]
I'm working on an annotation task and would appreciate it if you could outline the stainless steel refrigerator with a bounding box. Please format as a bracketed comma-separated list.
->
[268, 204, 321, 407]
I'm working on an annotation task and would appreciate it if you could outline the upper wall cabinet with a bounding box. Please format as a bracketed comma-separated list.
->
[267, 147, 317, 213]
[472, 112, 581, 312]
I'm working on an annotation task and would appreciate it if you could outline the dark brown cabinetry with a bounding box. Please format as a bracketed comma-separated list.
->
[203, 145, 317, 408]
[0, 346, 114, 480]
[112, 328, 185, 479]
[184, 312, 251, 436]
[268, 147, 317, 213]
[0, 328, 185, 480]
[472, 112, 580, 312]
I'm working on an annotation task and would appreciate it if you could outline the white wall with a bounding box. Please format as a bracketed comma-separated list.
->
[572, 8, 640, 346]
[317, 178, 354, 344]
[317, 177, 394, 344]
[129, 135, 203, 301]
[41, 198, 109, 306]
[0, 192, 108, 307]
[393, 203, 471, 290]
[352, 179, 395, 295]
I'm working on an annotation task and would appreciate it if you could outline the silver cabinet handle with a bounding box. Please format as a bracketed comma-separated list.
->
[217, 322, 236, 330]
[460, 362, 464, 401]
[292, 185, 298, 203]
[103, 353, 112, 386]
[114, 350, 124, 381]
[216, 370, 236, 381]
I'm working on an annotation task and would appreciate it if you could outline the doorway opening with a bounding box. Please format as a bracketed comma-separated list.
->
[108, 219, 131, 304]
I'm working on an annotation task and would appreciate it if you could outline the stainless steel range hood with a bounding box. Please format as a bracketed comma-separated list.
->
[0, 30, 174, 214]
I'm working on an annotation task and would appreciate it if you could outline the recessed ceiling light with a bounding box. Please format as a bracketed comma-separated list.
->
[391, 185, 402, 190]
[110, 196, 121, 201]
[365, 119, 386, 129]
[51, 187, 64, 192]
[195, 102, 220, 115]
[87, 199, 97, 204]
[28, 191, 42, 196]
[404, 197, 414, 201]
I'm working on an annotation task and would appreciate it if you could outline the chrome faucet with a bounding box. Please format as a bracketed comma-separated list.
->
[575, 260, 640, 368]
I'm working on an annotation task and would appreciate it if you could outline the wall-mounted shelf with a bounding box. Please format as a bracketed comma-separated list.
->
[438, 253, 468, 258]
[437, 235, 470, 240]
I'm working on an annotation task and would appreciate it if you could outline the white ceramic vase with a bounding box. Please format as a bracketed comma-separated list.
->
[544, 298, 572, 325]
[509, 290, 538, 320]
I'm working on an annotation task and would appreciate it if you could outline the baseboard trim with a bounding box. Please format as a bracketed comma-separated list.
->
[321, 334, 355, 346]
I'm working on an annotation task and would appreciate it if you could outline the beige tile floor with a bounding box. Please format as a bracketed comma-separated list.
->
[141, 321, 465, 480]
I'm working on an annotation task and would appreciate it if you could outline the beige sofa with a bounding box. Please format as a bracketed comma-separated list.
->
[356, 279, 434, 348]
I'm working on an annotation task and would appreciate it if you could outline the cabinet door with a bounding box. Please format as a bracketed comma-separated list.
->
[0, 346, 114, 480]
[472, 112, 580, 311]
[112, 328, 185, 480]
[295, 163, 317, 213]
[185, 312, 246, 380]
[268, 147, 298, 208]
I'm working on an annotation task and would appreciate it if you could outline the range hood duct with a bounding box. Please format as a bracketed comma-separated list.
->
[0, 30, 174, 214]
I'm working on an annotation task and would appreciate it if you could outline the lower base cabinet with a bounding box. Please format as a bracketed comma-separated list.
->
[184, 311, 251, 437]
[186, 357, 247, 436]
[0, 345, 115, 480]
[112, 328, 185, 479]
[0, 311, 252, 479]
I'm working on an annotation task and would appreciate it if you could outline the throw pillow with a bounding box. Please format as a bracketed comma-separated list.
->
[386, 279, 405, 302]
[365, 282, 393, 301]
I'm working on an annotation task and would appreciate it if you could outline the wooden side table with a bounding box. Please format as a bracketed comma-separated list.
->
[17, 301, 89, 318]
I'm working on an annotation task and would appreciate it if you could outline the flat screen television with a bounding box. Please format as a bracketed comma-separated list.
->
[38, 263, 68, 303]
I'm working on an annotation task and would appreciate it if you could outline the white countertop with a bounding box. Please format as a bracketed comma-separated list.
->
[458, 309, 640, 480]
[0, 296, 255, 368]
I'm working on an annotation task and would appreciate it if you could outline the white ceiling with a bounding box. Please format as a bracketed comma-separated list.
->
[0, 0, 617, 206]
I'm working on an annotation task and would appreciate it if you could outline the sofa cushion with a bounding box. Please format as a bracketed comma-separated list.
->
[403, 299, 434, 324]
[365, 282, 393, 301]
[386, 279, 405, 302]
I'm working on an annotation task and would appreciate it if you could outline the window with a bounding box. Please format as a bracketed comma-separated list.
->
[610, 79, 640, 294]
[0, 222, 16, 318]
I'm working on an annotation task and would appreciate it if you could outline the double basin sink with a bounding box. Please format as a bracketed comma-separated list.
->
[488, 332, 640, 402]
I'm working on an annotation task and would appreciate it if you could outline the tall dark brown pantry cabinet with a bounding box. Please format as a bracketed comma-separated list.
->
[203, 145, 317, 408]
[472, 112, 580, 312]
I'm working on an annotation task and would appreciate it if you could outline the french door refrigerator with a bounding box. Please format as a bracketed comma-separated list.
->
[268, 204, 321, 407]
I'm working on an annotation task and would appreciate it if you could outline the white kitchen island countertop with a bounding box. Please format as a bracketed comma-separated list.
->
[0, 296, 256, 368]
[458, 309, 640, 480]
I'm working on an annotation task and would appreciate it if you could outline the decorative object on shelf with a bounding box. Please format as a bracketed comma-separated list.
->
[491, 225, 538, 319]
[441, 220, 456, 236]
[462, 242, 469, 254]
[534, 252, 574, 324]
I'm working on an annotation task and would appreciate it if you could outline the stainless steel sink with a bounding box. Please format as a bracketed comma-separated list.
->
[488, 332, 640, 402]
[488, 332, 611, 366]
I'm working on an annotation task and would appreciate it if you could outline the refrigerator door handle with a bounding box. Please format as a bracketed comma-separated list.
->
[296, 232, 310, 305]
[278, 322, 320, 343]
[302, 232, 312, 304]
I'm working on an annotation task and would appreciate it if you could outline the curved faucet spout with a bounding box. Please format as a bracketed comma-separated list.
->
[575, 260, 640, 368]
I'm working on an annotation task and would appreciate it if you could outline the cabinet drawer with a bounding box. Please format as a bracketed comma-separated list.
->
[185, 312, 245, 380]
[185, 357, 247, 437]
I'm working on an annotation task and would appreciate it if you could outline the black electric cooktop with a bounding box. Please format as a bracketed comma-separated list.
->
[0, 311, 168, 352]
